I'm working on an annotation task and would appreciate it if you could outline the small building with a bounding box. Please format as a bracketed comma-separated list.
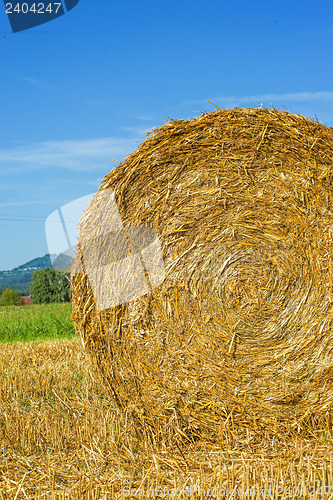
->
[20, 296, 34, 306]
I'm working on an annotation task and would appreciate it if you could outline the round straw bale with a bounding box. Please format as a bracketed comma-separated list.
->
[71, 107, 333, 440]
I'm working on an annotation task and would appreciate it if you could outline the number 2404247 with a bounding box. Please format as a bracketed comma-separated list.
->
[5, 3, 62, 14]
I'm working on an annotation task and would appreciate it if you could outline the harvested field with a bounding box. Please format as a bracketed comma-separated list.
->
[70, 107, 333, 446]
[0, 338, 333, 499]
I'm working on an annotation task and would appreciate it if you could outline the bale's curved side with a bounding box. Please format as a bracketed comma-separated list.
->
[71, 107, 333, 441]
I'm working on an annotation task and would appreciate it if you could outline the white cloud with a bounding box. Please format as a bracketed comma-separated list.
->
[121, 125, 153, 136]
[184, 91, 333, 107]
[5, 71, 61, 93]
[122, 113, 158, 122]
[0, 137, 141, 174]
[0, 200, 55, 208]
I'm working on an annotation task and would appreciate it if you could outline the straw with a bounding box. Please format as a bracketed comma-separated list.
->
[70, 107, 333, 445]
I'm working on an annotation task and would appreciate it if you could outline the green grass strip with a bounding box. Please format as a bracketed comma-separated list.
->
[0, 303, 77, 343]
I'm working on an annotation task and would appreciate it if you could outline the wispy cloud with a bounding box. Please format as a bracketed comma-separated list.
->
[5, 71, 61, 93]
[120, 125, 153, 136]
[0, 137, 141, 174]
[122, 113, 159, 122]
[0, 200, 56, 208]
[184, 91, 333, 107]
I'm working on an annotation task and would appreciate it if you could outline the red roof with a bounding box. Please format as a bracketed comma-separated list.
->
[21, 296, 33, 306]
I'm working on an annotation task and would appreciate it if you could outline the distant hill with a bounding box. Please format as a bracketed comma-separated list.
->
[13, 254, 53, 272]
[0, 254, 72, 294]
[52, 253, 73, 271]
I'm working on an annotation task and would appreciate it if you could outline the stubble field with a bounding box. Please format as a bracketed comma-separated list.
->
[0, 305, 333, 499]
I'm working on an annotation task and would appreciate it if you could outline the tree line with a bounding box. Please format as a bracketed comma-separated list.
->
[0, 268, 71, 306]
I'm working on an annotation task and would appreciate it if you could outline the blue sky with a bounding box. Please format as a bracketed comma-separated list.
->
[0, 0, 332, 270]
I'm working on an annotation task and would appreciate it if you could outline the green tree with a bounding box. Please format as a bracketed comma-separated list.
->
[0, 288, 19, 306]
[29, 268, 71, 304]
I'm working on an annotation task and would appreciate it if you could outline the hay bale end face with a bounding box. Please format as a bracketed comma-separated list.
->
[71, 107, 333, 440]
